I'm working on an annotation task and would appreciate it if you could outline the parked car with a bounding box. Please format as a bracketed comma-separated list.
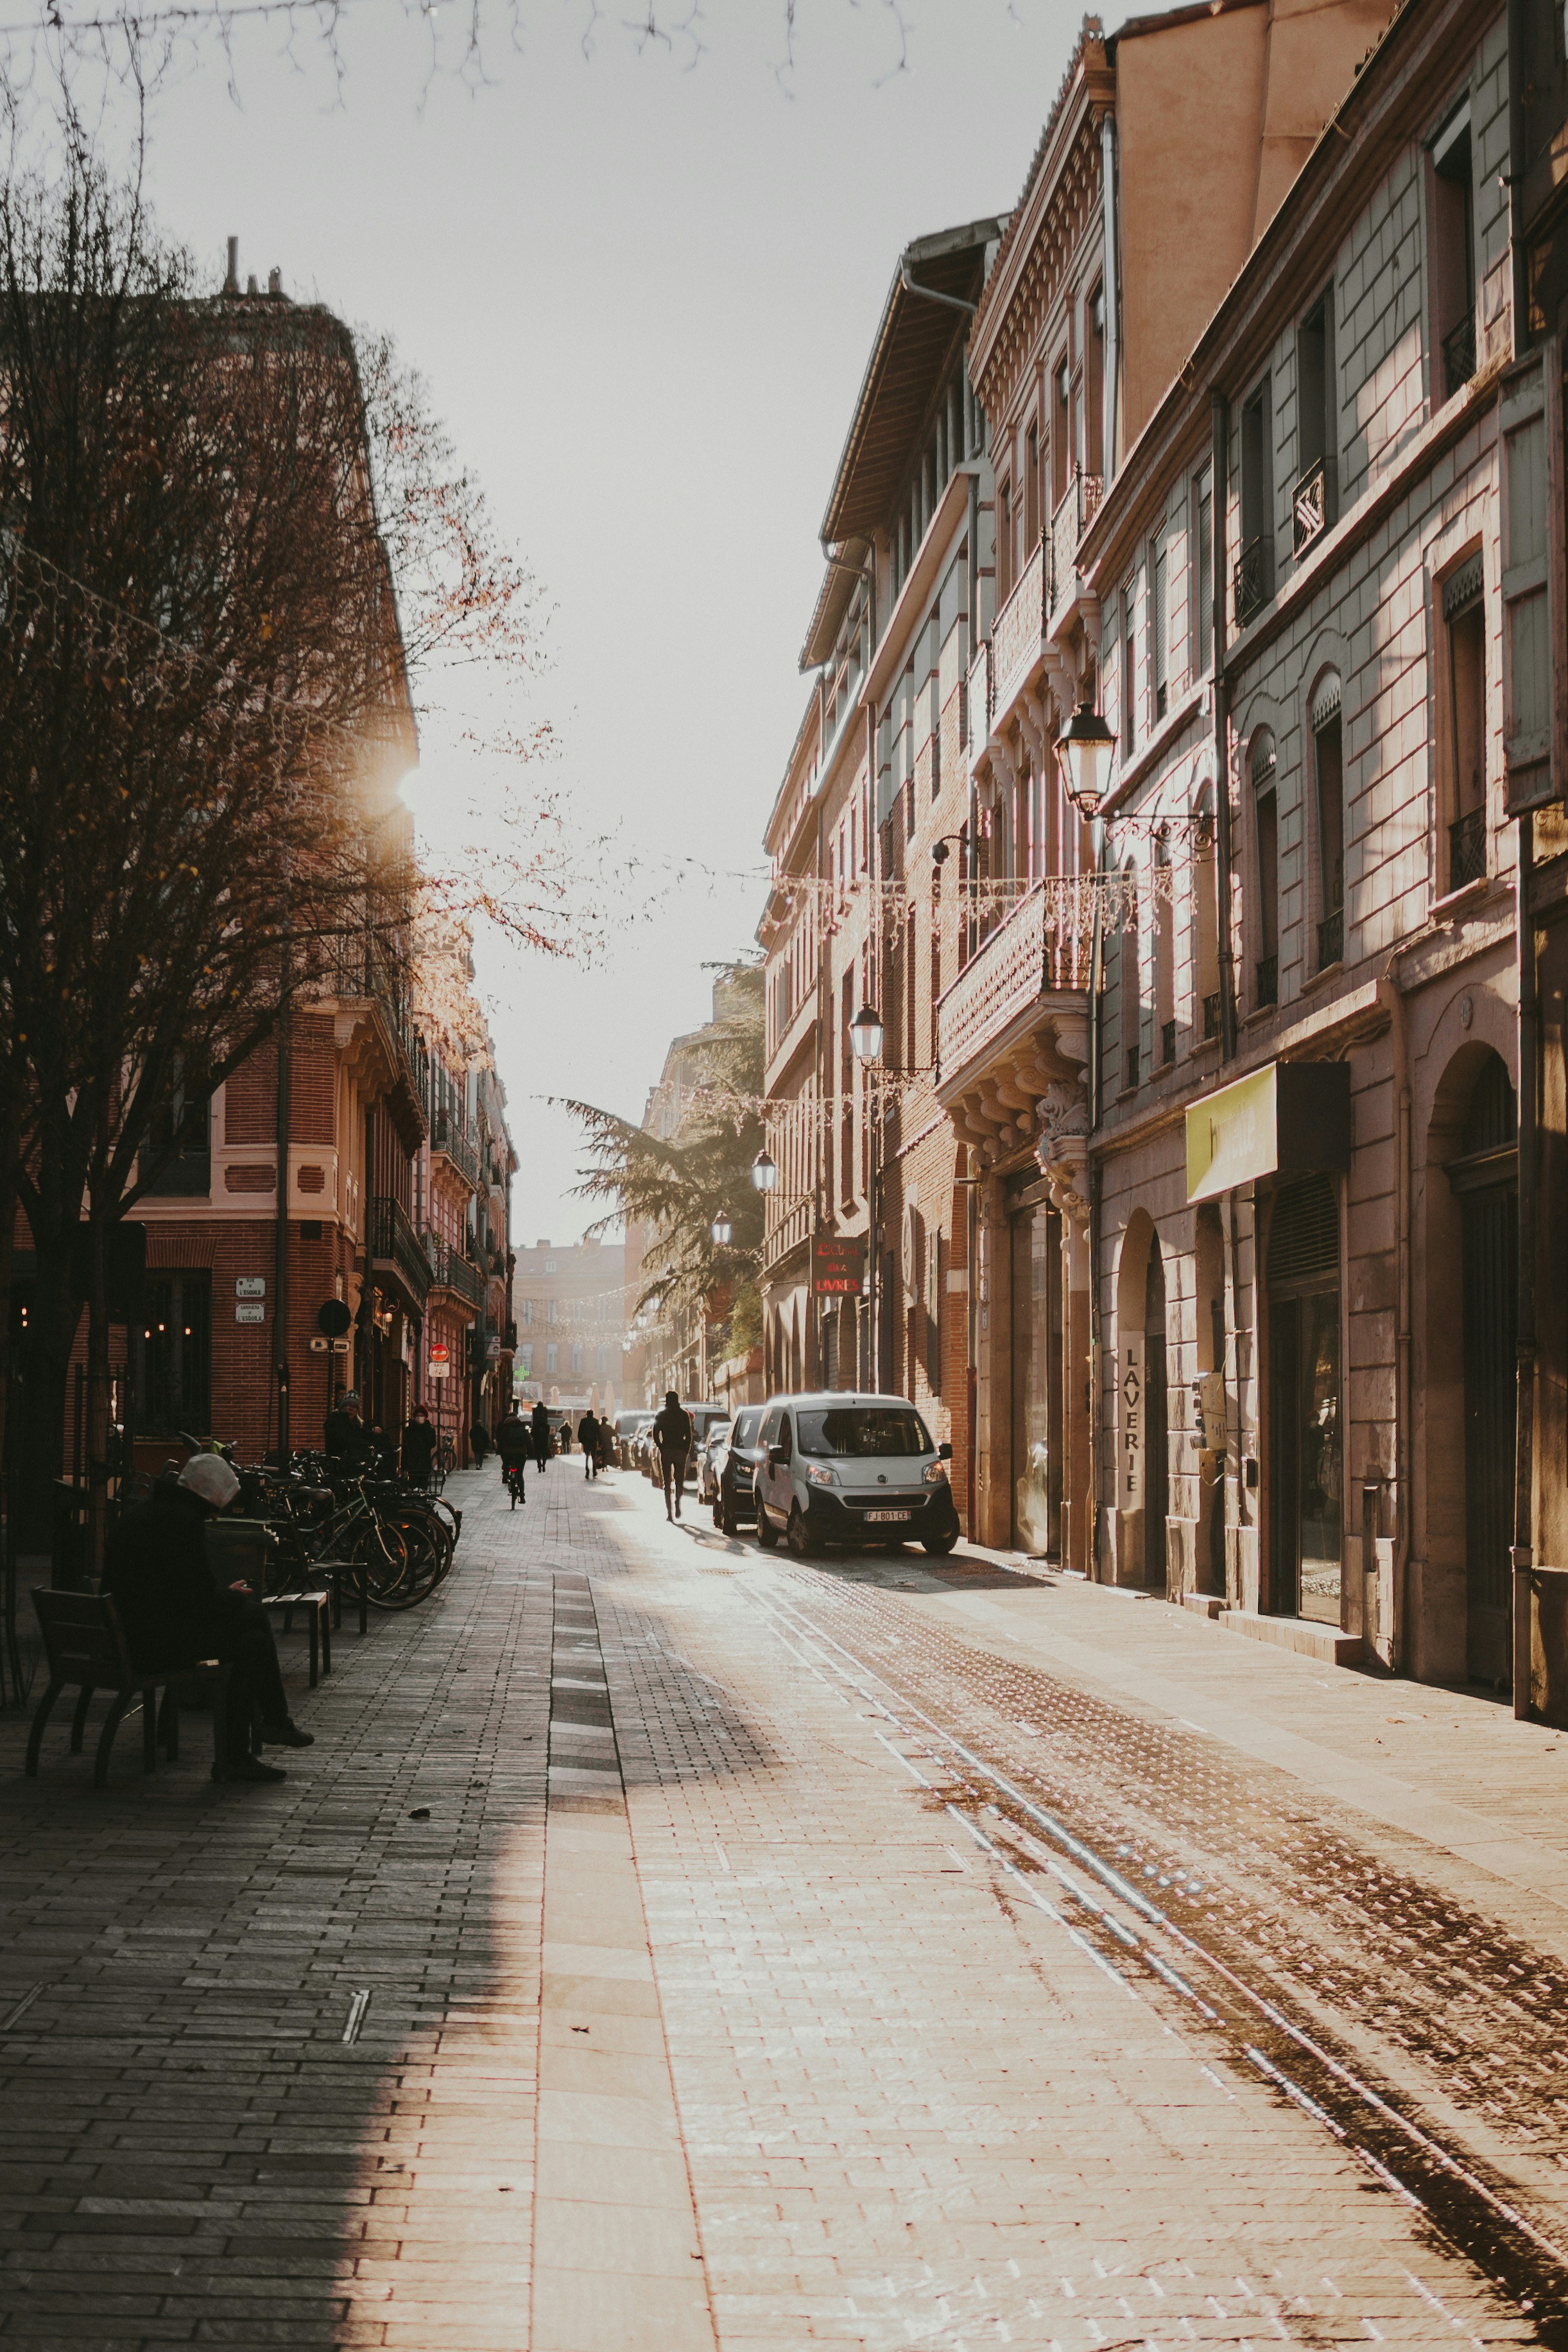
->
[752, 1392, 958, 1558]
[712, 1405, 766, 1535]
[614, 1410, 653, 1469]
[698, 1419, 732, 1506]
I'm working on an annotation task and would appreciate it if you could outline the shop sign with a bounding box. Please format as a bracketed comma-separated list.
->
[1118, 1335, 1143, 1511]
[236, 1276, 266, 1299]
[1185, 1061, 1350, 1202]
[812, 1232, 866, 1297]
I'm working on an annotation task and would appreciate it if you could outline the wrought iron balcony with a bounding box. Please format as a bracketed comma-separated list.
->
[936, 878, 1094, 1089]
[1443, 309, 1478, 401]
[1316, 908, 1344, 971]
[1449, 805, 1486, 892]
[1291, 456, 1333, 557]
[371, 1195, 432, 1313]
[1234, 536, 1271, 628]
[424, 1234, 484, 1312]
[431, 1112, 480, 1191]
[1255, 955, 1279, 1010]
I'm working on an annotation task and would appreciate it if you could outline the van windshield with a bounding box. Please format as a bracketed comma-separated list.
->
[796, 1406, 933, 1458]
[732, 1409, 762, 1446]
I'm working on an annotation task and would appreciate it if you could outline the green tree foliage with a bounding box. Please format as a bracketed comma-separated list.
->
[566, 962, 765, 1354]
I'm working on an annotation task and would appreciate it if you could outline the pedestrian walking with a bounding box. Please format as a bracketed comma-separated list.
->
[497, 1403, 530, 1507]
[577, 1408, 601, 1480]
[402, 1403, 437, 1490]
[470, 1419, 492, 1469]
[531, 1399, 551, 1474]
[651, 1389, 694, 1522]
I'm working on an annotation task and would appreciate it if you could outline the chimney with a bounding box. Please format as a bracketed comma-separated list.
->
[223, 235, 239, 295]
[246, 274, 259, 297]
[268, 266, 282, 298]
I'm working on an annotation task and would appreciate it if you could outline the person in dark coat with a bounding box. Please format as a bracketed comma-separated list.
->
[325, 1390, 371, 1464]
[103, 1456, 313, 1783]
[577, 1410, 601, 1480]
[470, 1419, 492, 1468]
[497, 1405, 530, 1501]
[531, 1400, 551, 1474]
[402, 1405, 438, 1489]
[651, 1390, 694, 1522]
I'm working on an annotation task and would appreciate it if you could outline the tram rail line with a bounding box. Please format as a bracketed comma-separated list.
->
[746, 1569, 1568, 2348]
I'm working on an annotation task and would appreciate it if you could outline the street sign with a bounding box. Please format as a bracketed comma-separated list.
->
[430, 1360, 451, 1380]
[811, 1232, 866, 1297]
[236, 1276, 266, 1299]
[236, 1302, 266, 1324]
[429, 1342, 450, 1364]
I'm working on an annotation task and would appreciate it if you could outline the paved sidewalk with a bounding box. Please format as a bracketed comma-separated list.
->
[0, 1462, 1558, 2349]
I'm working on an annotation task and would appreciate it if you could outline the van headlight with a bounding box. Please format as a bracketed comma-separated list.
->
[805, 1462, 838, 1488]
[923, 1461, 949, 1485]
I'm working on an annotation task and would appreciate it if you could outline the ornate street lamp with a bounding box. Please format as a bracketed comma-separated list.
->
[711, 1210, 733, 1247]
[749, 1149, 779, 1194]
[849, 1003, 886, 1064]
[1055, 700, 1117, 821]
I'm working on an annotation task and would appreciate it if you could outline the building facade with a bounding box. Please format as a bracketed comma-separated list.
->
[513, 1235, 626, 1417]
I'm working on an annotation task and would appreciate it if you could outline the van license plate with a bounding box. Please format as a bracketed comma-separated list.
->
[864, 1509, 910, 1524]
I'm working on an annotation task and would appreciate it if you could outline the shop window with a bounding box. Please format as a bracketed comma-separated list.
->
[1265, 1173, 1341, 1625]
[1443, 552, 1486, 890]
[140, 1272, 212, 1433]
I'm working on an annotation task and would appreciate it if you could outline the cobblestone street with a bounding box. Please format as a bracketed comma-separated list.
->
[4, 1465, 1568, 2349]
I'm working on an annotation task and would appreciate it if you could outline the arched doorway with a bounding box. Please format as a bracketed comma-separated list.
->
[1266, 1173, 1341, 1623]
[1449, 1053, 1517, 1684]
[1144, 1238, 1169, 1591]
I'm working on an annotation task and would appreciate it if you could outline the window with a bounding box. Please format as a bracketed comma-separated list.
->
[1121, 576, 1137, 754]
[1025, 420, 1040, 547]
[1432, 101, 1476, 399]
[571, 1343, 583, 1376]
[1193, 467, 1213, 673]
[1053, 358, 1070, 505]
[1444, 553, 1486, 890]
[545, 1258, 557, 1274]
[1086, 284, 1105, 474]
[1154, 830, 1175, 1060]
[1237, 376, 1273, 622]
[547, 1298, 558, 1324]
[997, 479, 1013, 605]
[1313, 675, 1345, 967]
[1252, 731, 1280, 1006]
[143, 1067, 211, 1197]
[1149, 530, 1169, 723]
[1123, 856, 1144, 1088]
[1294, 291, 1335, 552]
[546, 1342, 558, 1375]
[141, 1272, 211, 1433]
[1194, 791, 1220, 1037]
[520, 1299, 533, 1327]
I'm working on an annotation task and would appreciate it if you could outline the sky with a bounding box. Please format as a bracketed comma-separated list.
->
[126, 0, 1083, 1245]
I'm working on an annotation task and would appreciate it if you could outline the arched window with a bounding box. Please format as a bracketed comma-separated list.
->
[1251, 729, 1279, 1007]
[1311, 671, 1344, 969]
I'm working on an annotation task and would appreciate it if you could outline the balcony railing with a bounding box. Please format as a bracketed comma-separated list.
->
[1049, 467, 1103, 619]
[1291, 456, 1332, 557]
[1234, 536, 1271, 628]
[1255, 955, 1279, 1010]
[992, 533, 1049, 716]
[1202, 992, 1221, 1041]
[936, 878, 1094, 1085]
[1443, 309, 1478, 400]
[1449, 805, 1486, 892]
[1316, 908, 1344, 970]
[431, 1112, 480, 1190]
[372, 1195, 432, 1311]
[424, 1234, 484, 1311]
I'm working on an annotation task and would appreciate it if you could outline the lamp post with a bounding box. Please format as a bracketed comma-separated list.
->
[710, 1211, 733, 1247]
[750, 1149, 778, 1193]
[1055, 700, 1117, 822]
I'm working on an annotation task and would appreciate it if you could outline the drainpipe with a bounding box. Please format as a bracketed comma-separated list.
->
[1377, 958, 1411, 1674]
[1087, 884, 1105, 1583]
[1100, 112, 1121, 481]
[899, 257, 979, 318]
[1211, 388, 1237, 1062]
[1514, 811, 1538, 1715]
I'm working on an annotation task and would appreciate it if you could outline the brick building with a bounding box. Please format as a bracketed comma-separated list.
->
[512, 1236, 626, 1416]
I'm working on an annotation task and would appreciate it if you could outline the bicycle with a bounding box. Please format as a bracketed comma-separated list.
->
[432, 1431, 455, 1497]
[503, 1460, 526, 1510]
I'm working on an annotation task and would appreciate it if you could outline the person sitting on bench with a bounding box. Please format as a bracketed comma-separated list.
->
[103, 1455, 314, 1785]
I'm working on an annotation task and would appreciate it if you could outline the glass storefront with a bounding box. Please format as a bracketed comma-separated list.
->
[1266, 1176, 1341, 1625]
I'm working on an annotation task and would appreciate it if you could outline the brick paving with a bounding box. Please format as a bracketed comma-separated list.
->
[0, 1464, 1553, 2348]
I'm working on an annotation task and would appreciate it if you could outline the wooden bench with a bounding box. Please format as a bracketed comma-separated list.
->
[207, 1520, 332, 1684]
[26, 1589, 233, 1787]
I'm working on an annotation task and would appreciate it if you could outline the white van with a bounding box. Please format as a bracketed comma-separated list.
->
[752, 1392, 958, 1558]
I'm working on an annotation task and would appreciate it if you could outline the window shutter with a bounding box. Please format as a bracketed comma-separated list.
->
[1501, 343, 1564, 813]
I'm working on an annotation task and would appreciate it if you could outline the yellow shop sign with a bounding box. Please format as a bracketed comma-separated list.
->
[1185, 1061, 1350, 1202]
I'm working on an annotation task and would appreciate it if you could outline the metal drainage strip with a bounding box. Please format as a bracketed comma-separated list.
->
[548, 1575, 621, 1794]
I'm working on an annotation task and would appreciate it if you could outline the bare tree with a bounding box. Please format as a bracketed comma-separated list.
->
[0, 146, 553, 1544]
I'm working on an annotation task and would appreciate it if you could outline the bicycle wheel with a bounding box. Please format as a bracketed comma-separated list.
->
[372, 1502, 447, 1604]
[340, 1518, 411, 1609]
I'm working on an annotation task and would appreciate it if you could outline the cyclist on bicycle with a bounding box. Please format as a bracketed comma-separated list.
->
[497, 1403, 530, 1507]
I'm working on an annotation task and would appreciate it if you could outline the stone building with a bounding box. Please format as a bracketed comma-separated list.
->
[512, 1235, 626, 1417]
[1079, 0, 1529, 1682]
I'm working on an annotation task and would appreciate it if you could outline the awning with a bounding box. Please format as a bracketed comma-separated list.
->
[1185, 1061, 1350, 1201]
